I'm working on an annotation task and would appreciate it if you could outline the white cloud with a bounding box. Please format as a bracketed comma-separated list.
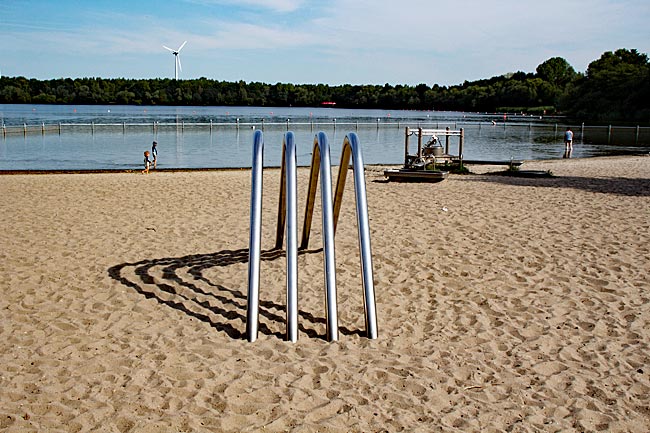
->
[184, 0, 305, 13]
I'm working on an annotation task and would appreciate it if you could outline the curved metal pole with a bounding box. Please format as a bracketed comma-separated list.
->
[284, 132, 299, 342]
[246, 130, 264, 342]
[336, 133, 378, 339]
[308, 132, 339, 342]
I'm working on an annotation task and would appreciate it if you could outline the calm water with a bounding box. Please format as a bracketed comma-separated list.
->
[0, 104, 645, 170]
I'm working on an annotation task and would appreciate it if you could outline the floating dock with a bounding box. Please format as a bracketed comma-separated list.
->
[383, 168, 449, 182]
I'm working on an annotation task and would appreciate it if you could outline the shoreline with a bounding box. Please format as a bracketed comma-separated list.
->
[1, 153, 648, 176]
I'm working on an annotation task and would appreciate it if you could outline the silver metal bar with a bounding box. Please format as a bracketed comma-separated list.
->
[314, 132, 339, 342]
[343, 133, 378, 339]
[284, 132, 299, 342]
[246, 130, 264, 342]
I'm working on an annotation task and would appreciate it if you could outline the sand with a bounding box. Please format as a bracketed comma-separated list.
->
[1, 155, 649, 432]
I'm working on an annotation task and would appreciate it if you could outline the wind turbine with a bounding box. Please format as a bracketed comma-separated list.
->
[163, 41, 187, 80]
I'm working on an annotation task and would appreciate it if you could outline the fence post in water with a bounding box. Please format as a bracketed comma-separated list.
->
[404, 127, 410, 166]
[210, 119, 213, 133]
[286, 118, 290, 131]
[123, 122, 126, 133]
[376, 118, 380, 130]
[459, 128, 465, 168]
[445, 126, 450, 154]
[236, 118, 240, 130]
[333, 118, 336, 131]
[42, 122, 45, 135]
[581, 122, 584, 139]
[92, 122, 94, 134]
[636, 125, 640, 145]
[24, 123, 27, 135]
[2, 123, 5, 137]
[608, 125, 612, 145]
[261, 119, 265, 131]
[59, 123, 61, 135]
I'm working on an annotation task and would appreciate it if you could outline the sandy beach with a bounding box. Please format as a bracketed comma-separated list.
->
[1, 155, 649, 432]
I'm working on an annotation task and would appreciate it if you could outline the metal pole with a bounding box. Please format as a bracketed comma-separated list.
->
[404, 127, 410, 166]
[315, 132, 339, 342]
[445, 126, 450, 155]
[246, 130, 264, 342]
[342, 133, 378, 339]
[459, 128, 464, 168]
[608, 125, 612, 145]
[284, 132, 298, 342]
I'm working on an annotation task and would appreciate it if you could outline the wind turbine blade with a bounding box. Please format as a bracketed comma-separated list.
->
[177, 55, 182, 72]
[177, 41, 187, 52]
[163, 45, 174, 52]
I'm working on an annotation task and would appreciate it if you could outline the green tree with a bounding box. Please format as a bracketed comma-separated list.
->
[536, 57, 577, 86]
[568, 48, 650, 120]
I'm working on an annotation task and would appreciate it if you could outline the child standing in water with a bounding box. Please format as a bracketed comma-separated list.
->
[142, 150, 152, 174]
[151, 141, 158, 169]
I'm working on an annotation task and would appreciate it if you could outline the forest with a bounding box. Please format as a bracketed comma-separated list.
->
[1, 48, 648, 122]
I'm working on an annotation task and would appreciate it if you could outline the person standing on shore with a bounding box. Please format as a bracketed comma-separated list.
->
[564, 127, 574, 150]
[151, 141, 158, 169]
[142, 151, 152, 174]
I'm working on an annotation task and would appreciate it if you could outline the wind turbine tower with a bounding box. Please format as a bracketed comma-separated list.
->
[163, 41, 187, 80]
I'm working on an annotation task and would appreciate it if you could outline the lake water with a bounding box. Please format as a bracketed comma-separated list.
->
[0, 104, 646, 170]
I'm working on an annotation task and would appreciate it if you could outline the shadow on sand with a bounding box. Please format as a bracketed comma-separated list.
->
[108, 247, 363, 341]
[461, 172, 650, 197]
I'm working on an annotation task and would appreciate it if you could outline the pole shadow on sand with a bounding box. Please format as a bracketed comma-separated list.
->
[108, 248, 363, 341]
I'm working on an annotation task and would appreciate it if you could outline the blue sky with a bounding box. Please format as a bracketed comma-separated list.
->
[2, 0, 649, 86]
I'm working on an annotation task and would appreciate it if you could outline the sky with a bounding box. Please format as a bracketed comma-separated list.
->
[1, 0, 649, 87]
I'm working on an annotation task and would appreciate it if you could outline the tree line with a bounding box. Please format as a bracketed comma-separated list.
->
[1, 48, 648, 122]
